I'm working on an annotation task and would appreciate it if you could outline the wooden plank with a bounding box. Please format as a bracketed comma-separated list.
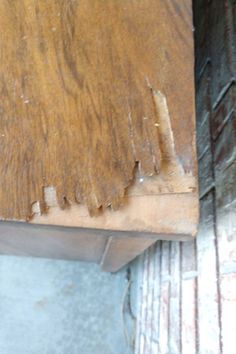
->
[214, 113, 236, 175]
[197, 114, 211, 160]
[198, 148, 214, 198]
[0, 0, 198, 270]
[196, 65, 210, 131]
[0, 221, 108, 263]
[220, 273, 236, 354]
[0, 191, 197, 272]
[211, 84, 236, 140]
[216, 162, 236, 218]
[32, 192, 198, 236]
[101, 236, 157, 273]
[0, 0, 196, 223]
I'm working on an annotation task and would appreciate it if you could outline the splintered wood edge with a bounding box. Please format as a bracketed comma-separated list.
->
[28, 88, 198, 236]
[31, 192, 199, 237]
[29, 88, 198, 232]
[0, 0, 196, 223]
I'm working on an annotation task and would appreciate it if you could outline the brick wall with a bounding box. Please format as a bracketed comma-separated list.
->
[134, 1, 236, 353]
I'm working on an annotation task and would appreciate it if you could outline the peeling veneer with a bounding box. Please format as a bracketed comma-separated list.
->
[0, 0, 197, 235]
[0, 0, 197, 270]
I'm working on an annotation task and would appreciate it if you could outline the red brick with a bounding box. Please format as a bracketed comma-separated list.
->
[197, 192, 221, 354]
[169, 242, 181, 354]
[220, 274, 236, 354]
[138, 251, 148, 354]
[136, 242, 162, 354]
[182, 241, 196, 273]
[146, 247, 160, 353]
[216, 200, 236, 273]
[181, 278, 197, 354]
[141, 249, 153, 354]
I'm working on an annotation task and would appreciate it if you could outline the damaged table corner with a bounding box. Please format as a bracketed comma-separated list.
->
[0, 0, 198, 272]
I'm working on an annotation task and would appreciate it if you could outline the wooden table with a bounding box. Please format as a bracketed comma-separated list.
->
[0, 0, 198, 271]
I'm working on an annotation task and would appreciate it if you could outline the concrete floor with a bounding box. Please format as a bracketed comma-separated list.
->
[0, 255, 137, 354]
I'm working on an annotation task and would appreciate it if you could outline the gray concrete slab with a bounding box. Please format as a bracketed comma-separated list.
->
[0, 256, 136, 354]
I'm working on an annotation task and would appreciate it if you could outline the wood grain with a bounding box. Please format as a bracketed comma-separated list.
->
[0, 221, 108, 263]
[0, 0, 195, 220]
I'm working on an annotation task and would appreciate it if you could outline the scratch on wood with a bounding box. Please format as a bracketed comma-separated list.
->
[127, 112, 137, 161]
[153, 90, 177, 161]
[148, 84, 185, 176]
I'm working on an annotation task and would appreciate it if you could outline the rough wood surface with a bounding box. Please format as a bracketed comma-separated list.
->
[0, 0, 195, 221]
[32, 192, 198, 236]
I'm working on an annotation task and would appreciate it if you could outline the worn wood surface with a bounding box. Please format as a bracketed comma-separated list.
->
[0, 0, 198, 271]
[0, 0, 195, 221]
